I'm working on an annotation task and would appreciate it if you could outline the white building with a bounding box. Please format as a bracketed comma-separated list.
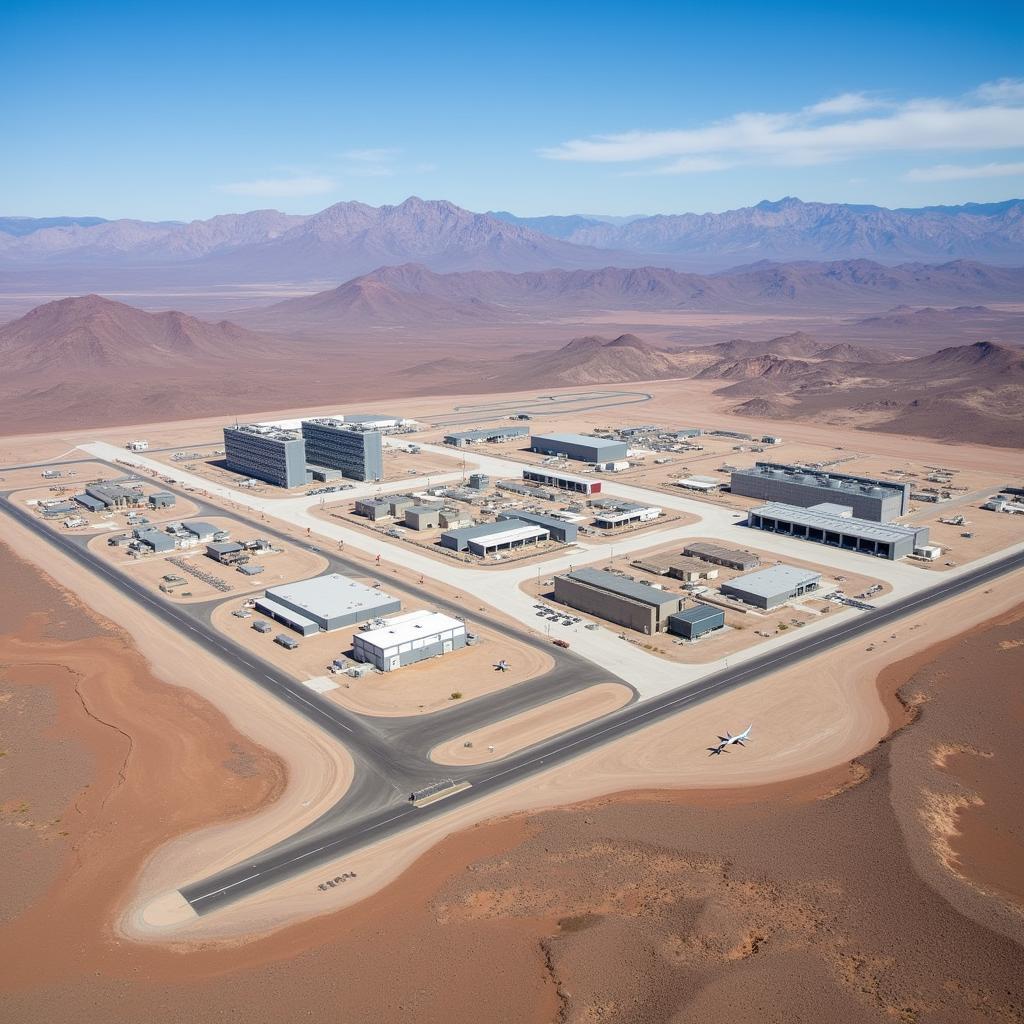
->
[676, 475, 720, 492]
[352, 610, 467, 671]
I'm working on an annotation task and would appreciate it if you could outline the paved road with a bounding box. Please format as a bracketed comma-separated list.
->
[179, 545, 1024, 913]
[4, 458, 1022, 916]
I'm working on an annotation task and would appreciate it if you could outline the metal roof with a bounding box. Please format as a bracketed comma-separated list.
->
[669, 605, 723, 626]
[723, 564, 821, 598]
[444, 426, 528, 441]
[522, 468, 599, 486]
[442, 518, 532, 543]
[356, 610, 465, 649]
[735, 462, 908, 499]
[532, 432, 626, 451]
[750, 502, 923, 543]
[563, 567, 680, 608]
[266, 573, 399, 618]
[469, 524, 548, 548]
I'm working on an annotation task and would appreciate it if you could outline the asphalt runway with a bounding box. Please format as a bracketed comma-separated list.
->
[3, 462, 1022, 915]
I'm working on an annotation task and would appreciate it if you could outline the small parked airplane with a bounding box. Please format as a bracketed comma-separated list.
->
[493, 660, 510, 672]
[717, 725, 752, 748]
[706, 742, 729, 756]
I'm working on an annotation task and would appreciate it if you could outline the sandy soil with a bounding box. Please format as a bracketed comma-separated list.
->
[109, 568, 1022, 949]
[0, 459, 124, 493]
[431, 682, 633, 765]
[211, 595, 554, 715]
[1, 551, 1019, 1023]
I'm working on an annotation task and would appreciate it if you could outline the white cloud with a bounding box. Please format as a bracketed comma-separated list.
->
[905, 161, 1024, 182]
[541, 82, 1024, 175]
[971, 78, 1024, 104]
[804, 92, 887, 116]
[218, 175, 336, 197]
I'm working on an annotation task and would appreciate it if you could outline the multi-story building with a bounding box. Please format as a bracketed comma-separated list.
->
[730, 462, 910, 522]
[301, 418, 384, 482]
[224, 424, 309, 488]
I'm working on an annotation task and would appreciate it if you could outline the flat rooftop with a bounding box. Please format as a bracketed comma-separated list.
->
[563, 567, 680, 608]
[471, 524, 548, 547]
[356, 609, 464, 647]
[735, 462, 908, 499]
[725, 564, 821, 598]
[266, 573, 399, 617]
[523, 468, 599, 486]
[750, 502, 923, 543]
[532, 432, 625, 450]
[226, 423, 302, 442]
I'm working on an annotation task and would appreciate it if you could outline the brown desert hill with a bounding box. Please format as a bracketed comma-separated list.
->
[0, 293, 281, 373]
[235, 259, 1024, 337]
[727, 340, 1024, 447]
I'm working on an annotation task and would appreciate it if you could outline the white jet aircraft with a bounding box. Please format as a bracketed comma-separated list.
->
[717, 725, 752, 748]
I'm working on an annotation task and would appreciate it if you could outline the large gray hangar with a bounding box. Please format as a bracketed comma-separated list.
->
[255, 573, 401, 634]
[720, 565, 821, 610]
[530, 432, 628, 463]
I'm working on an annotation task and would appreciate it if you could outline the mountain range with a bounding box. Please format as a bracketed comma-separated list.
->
[2, 198, 1021, 290]
[235, 259, 1024, 333]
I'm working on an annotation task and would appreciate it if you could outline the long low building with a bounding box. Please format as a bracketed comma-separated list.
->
[496, 510, 578, 543]
[554, 567, 683, 634]
[440, 518, 547, 553]
[720, 564, 821, 609]
[592, 503, 661, 528]
[682, 541, 760, 571]
[522, 468, 602, 495]
[443, 425, 529, 447]
[352, 609, 467, 671]
[256, 573, 401, 633]
[731, 462, 910, 521]
[747, 502, 928, 560]
[530, 432, 628, 463]
[467, 522, 548, 555]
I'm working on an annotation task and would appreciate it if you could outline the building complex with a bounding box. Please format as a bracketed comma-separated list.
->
[746, 502, 929, 560]
[730, 463, 911, 522]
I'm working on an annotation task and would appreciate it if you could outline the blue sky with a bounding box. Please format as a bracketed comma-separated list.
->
[3, 0, 1023, 220]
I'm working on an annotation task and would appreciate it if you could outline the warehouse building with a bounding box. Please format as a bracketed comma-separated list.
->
[73, 492, 106, 512]
[352, 609, 467, 672]
[75, 481, 144, 509]
[387, 495, 416, 518]
[467, 522, 548, 555]
[132, 526, 177, 553]
[666, 557, 720, 582]
[148, 491, 175, 509]
[747, 502, 929, 560]
[683, 541, 760, 571]
[730, 463, 910, 521]
[667, 605, 725, 640]
[592, 503, 662, 529]
[530, 432, 628, 463]
[441, 518, 547, 553]
[301, 418, 384, 482]
[404, 505, 442, 530]
[42, 500, 78, 518]
[205, 541, 246, 564]
[224, 424, 309, 488]
[443, 426, 529, 447]
[720, 564, 822, 609]
[182, 521, 222, 542]
[339, 413, 409, 432]
[256, 573, 401, 634]
[497, 510, 578, 543]
[467, 472, 489, 490]
[554, 567, 683, 634]
[522, 468, 602, 495]
[497, 480, 559, 500]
